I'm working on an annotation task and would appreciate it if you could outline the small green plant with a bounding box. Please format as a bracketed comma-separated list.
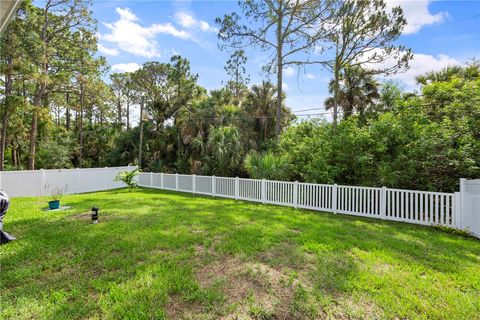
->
[44, 184, 68, 201]
[115, 169, 139, 191]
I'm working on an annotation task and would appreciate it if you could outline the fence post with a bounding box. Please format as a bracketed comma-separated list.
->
[261, 179, 266, 204]
[150, 172, 153, 187]
[40, 169, 46, 196]
[380, 186, 387, 219]
[160, 173, 164, 189]
[175, 173, 179, 190]
[193, 174, 196, 194]
[103, 167, 108, 190]
[454, 191, 462, 229]
[76, 168, 81, 193]
[212, 175, 216, 196]
[293, 181, 298, 208]
[235, 177, 239, 200]
[458, 178, 466, 229]
[332, 183, 337, 214]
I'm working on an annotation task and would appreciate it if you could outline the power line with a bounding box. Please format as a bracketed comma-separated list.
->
[291, 107, 327, 113]
[128, 110, 336, 123]
[419, 14, 480, 32]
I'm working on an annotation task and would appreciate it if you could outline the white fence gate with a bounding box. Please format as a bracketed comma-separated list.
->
[137, 172, 480, 238]
[459, 179, 480, 238]
[0, 166, 136, 197]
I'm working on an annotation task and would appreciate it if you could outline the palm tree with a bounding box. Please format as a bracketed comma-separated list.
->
[244, 151, 291, 180]
[244, 81, 277, 142]
[325, 67, 380, 119]
[201, 125, 244, 176]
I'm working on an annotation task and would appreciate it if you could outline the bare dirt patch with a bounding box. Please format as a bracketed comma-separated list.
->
[166, 254, 322, 320]
[65, 212, 127, 222]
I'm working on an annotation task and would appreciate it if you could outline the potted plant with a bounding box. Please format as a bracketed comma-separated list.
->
[45, 185, 68, 210]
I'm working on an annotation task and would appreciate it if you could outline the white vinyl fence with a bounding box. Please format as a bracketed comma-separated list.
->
[0, 167, 477, 238]
[459, 179, 480, 238]
[0, 166, 136, 197]
[138, 173, 480, 238]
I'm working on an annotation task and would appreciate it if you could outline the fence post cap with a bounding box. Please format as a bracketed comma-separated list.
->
[382, 186, 387, 189]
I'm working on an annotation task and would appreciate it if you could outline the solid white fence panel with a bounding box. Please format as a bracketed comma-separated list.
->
[460, 179, 480, 238]
[138, 172, 151, 187]
[1, 166, 135, 198]
[178, 174, 193, 192]
[195, 175, 213, 195]
[162, 174, 176, 190]
[0, 170, 44, 197]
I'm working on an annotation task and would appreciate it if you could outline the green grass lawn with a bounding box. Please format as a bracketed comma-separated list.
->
[1, 188, 479, 320]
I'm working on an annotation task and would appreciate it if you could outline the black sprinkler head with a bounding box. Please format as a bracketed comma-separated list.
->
[91, 207, 99, 223]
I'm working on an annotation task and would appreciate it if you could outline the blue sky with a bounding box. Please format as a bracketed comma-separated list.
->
[93, 0, 480, 119]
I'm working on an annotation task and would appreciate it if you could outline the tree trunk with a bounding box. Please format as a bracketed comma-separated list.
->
[66, 92, 71, 130]
[126, 99, 130, 130]
[138, 97, 144, 169]
[0, 57, 13, 171]
[78, 81, 84, 167]
[275, 4, 283, 139]
[28, 103, 39, 170]
[333, 64, 339, 127]
[117, 99, 122, 126]
[0, 112, 8, 171]
[333, 44, 340, 128]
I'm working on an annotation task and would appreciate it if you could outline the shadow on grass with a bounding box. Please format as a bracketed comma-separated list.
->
[2, 188, 480, 319]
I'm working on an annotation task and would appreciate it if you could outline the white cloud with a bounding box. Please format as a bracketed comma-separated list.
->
[175, 12, 196, 28]
[174, 12, 217, 33]
[98, 44, 119, 56]
[111, 63, 141, 73]
[305, 73, 316, 80]
[363, 50, 461, 86]
[99, 7, 190, 58]
[385, 0, 447, 34]
[283, 66, 295, 77]
[389, 53, 460, 86]
[282, 82, 290, 91]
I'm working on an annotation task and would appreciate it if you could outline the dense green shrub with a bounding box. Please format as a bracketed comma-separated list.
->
[244, 151, 291, 181]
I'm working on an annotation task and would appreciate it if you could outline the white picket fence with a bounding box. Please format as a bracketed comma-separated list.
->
[0, 166, 136, 197]
[138, 173, 465, 228]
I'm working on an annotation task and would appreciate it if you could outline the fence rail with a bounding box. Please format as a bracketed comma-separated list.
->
[138, 172, 463, 229]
